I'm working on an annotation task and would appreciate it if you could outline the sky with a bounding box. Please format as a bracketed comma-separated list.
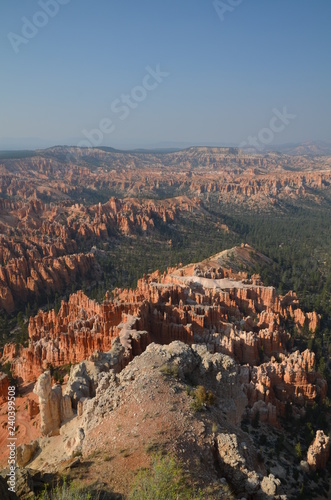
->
[1, 0, 331, 150]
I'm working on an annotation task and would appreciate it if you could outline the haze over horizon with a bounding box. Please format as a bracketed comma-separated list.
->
[1, 0, 331, 150]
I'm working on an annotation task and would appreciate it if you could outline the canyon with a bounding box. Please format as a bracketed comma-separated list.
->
[0, 245, 329, 498]
[0, 146, 331, 498]
[0, 196, 200, 312]
[1, 146, 331, 315]
[1, 147, 331, 207]
[1, 245, 326, 418]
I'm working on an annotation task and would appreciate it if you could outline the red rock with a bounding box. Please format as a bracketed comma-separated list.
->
[27, 399, 39, 419]
[2, 254, 326, 429]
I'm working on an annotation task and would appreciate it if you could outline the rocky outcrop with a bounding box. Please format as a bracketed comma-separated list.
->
[5, 249, 326, 426]
[27, 399, 39, 419]
[215, 432, 283, 497]
[0, 194, 199, 312]
[16, 440, 40, 467]
[63, 427, 85, 457]
[33, 371, 73, 436]
[0, 468, 55, 499]
[247, 349, 327, 415]
[307, 430, 330, 470]
[80, 340, 247, 432]
[6, 291, 149, 383]
[0, 249, 96, 313]
[216, 432, 261, 496]
[1, 147, 331, 313]
[77, 340, 285, 498]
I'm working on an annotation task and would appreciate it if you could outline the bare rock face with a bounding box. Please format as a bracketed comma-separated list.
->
[61, 394, 74, 422]
[64, 362, 96, 409]
[16, 440, 40, 467]
[0, 287, 15, 314]
[7, 292, 149, 383]
[216, 432, 260, 496]
[249, 400, 278, 427]
[33, 371, 73, 436]
[64, 332, 147, 410]
[307, 430, 330, 470]
[0, 194, 195, 313]
[63, 427, 85, 457]
[247, 349, 326, 415]
[27, 399, 39, 419]
[0, 243, 96, 314]
[260, 474, 282, 497]
[33, 371, 61, 436]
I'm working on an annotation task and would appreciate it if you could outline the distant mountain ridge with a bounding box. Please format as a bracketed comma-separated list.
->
[1, 140, 331, 157]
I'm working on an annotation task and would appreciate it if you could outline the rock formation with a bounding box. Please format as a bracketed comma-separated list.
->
[3, 247, 325, 427]
[1, 146, 331, 313]
[72, 341, 284, 498]
[33, 371, 73, 436]
[307, 430, 330, 470]
[1, 147, 331, 208]
[27, 399, 40, 419]
[16, 440, 40, 467]
[0, 195, 199, 312]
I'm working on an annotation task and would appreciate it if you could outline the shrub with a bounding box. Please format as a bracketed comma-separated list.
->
[212, 422, 218, 434]
[295, 441, 302, 461]
[37, 479, 94, 500]
[129, 454, 202, 499]
[160, 363, 179, 378]
[190, 385, 215, 412]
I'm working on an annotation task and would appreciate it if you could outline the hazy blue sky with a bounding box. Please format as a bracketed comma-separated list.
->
[1, 0, 331, 149]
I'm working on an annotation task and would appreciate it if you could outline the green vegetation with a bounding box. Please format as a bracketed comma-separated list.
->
[295, 441, 302, 461]
[218, 201, 331, 320]
[37, 479, 93, 500]
[0, 150, 36, 160]
[210, 196, 331, 404]
[128, 454, 202, 500]
[15, 311, 29, 347]
[48, 363, 72, 385]
[1, 183, 331, 450]
[189, 385, 215, 412]
[160, 362, 180, 378]
[0, 360, 17, 386]
[86, 209, 237, 300]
